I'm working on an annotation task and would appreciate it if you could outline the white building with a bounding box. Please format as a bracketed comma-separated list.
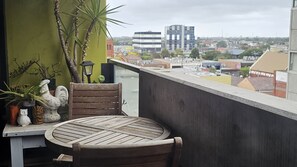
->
[132, 31, 162, 53]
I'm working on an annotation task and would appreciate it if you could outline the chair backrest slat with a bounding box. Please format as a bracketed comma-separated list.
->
[72, 137, 183, 167]
[69, 82, 122, 119]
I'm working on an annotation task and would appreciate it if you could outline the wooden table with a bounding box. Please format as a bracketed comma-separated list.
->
[2, 123, 58, 167]
[45, 116, 170, 155]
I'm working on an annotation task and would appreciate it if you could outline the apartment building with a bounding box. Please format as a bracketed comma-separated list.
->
[164, 25, 195, 52]
[132, 31, 162, 53]
[287, 0, 297, 101]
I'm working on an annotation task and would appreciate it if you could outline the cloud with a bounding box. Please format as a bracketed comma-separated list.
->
[106, 0, 291, 37]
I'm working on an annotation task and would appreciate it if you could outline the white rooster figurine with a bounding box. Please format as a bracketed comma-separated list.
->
[39, 79, 69, 123]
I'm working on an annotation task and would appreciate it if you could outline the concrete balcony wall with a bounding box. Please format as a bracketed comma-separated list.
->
[139, 68, 297, 167]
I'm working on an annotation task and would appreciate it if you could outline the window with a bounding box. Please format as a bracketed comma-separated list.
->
[187, 34, 190, 40]
[167, 34, 170, 40]
[290, 52, 297, 71]
[177, 35, 180, 40]
[294, 0, 297, 7]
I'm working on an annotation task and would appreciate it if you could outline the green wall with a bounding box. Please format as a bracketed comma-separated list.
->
[5, 0, 107, 87]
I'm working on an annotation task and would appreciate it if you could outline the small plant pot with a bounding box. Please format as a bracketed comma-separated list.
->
[9, 105, 20, 126]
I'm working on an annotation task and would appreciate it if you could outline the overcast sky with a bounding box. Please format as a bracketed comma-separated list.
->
[106, 0, 292, 38]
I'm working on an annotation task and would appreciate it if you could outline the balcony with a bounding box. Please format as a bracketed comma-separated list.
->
[109, 59, 297, 167]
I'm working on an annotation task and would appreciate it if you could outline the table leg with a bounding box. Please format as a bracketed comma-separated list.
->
[10, 137, 24, 167]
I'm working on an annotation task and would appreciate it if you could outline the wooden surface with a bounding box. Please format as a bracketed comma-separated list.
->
[45, 116, 170, 155]
[2, 123, 58, 137]
[69, 83, 122, 119]
[72, 137, 182, 167]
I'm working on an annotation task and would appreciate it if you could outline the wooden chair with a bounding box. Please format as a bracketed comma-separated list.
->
[66, 137, 182, 167]
[69, 82, 123, 119]
[53, 82, 123, 166]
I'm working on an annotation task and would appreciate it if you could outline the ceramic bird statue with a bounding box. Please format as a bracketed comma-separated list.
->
[39, 79, 69, 123]
[17, 109, 31, 127]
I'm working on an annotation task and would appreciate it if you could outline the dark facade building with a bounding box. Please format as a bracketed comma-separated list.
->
[132, 31, 162, 53]
[164, 25, 195, 52]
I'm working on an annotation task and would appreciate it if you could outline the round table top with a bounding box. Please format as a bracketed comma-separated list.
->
[45, 115, 170, 155]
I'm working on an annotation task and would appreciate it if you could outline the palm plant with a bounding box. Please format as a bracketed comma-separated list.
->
[54, 0, 125, 83]
[0, 83, 47, 107]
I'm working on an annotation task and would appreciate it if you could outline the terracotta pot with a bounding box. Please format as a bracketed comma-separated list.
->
[9, 105, 20, 126]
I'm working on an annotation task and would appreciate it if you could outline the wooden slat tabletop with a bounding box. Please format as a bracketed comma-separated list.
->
[45, 116, 170, 155]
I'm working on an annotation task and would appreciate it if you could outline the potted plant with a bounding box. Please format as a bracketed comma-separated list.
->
[0, 83, 47, 125]
[0, 83, 47, 107]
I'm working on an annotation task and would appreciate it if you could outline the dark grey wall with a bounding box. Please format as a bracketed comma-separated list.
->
[0, 0, 10, 163]
[139, 71, 297, 167]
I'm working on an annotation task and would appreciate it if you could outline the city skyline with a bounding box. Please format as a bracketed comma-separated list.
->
[107, 0, 292, 38]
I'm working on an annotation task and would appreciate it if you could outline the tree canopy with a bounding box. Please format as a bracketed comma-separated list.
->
[239, 48, 263, 58]
[202, 51, 221, 60]
[240, 66, 250, 78]
[190, 48, 200, 59]
[160, 49, 170, 58]
[175, 49, 184, 57]
[216, 41, 227, 48]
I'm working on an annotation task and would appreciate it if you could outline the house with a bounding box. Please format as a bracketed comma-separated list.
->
[237, 77, 274, 95]
[228, 48, 245, 59]
[274, 70, 287, 98]
[249, 50, 288, 77]
[219, 59, 254, 77]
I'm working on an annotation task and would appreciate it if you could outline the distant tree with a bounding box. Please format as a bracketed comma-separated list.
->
[190, 48, 200, 59]
[202, 51, 221, 60]
[217, 53, 232, 60]
[128, 51, 140, 57]
[141, 52, 152, 60]
[209, 67, 217, 73]
[170, 52, 176, 57]
[240, 66, 250, 78]
[152, 52, 161, 59]
[141, 55, 152, 60]
[216, 41, 227, 48]
[240, 44, 249, 50]
[239, 48, 263, 58]
[160, 49, 170, 58]
[259, 44, 270, 51]
[175, 49, 184, 57]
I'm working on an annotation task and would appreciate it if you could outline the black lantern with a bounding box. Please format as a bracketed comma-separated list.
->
[80, 61, 94, 83]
